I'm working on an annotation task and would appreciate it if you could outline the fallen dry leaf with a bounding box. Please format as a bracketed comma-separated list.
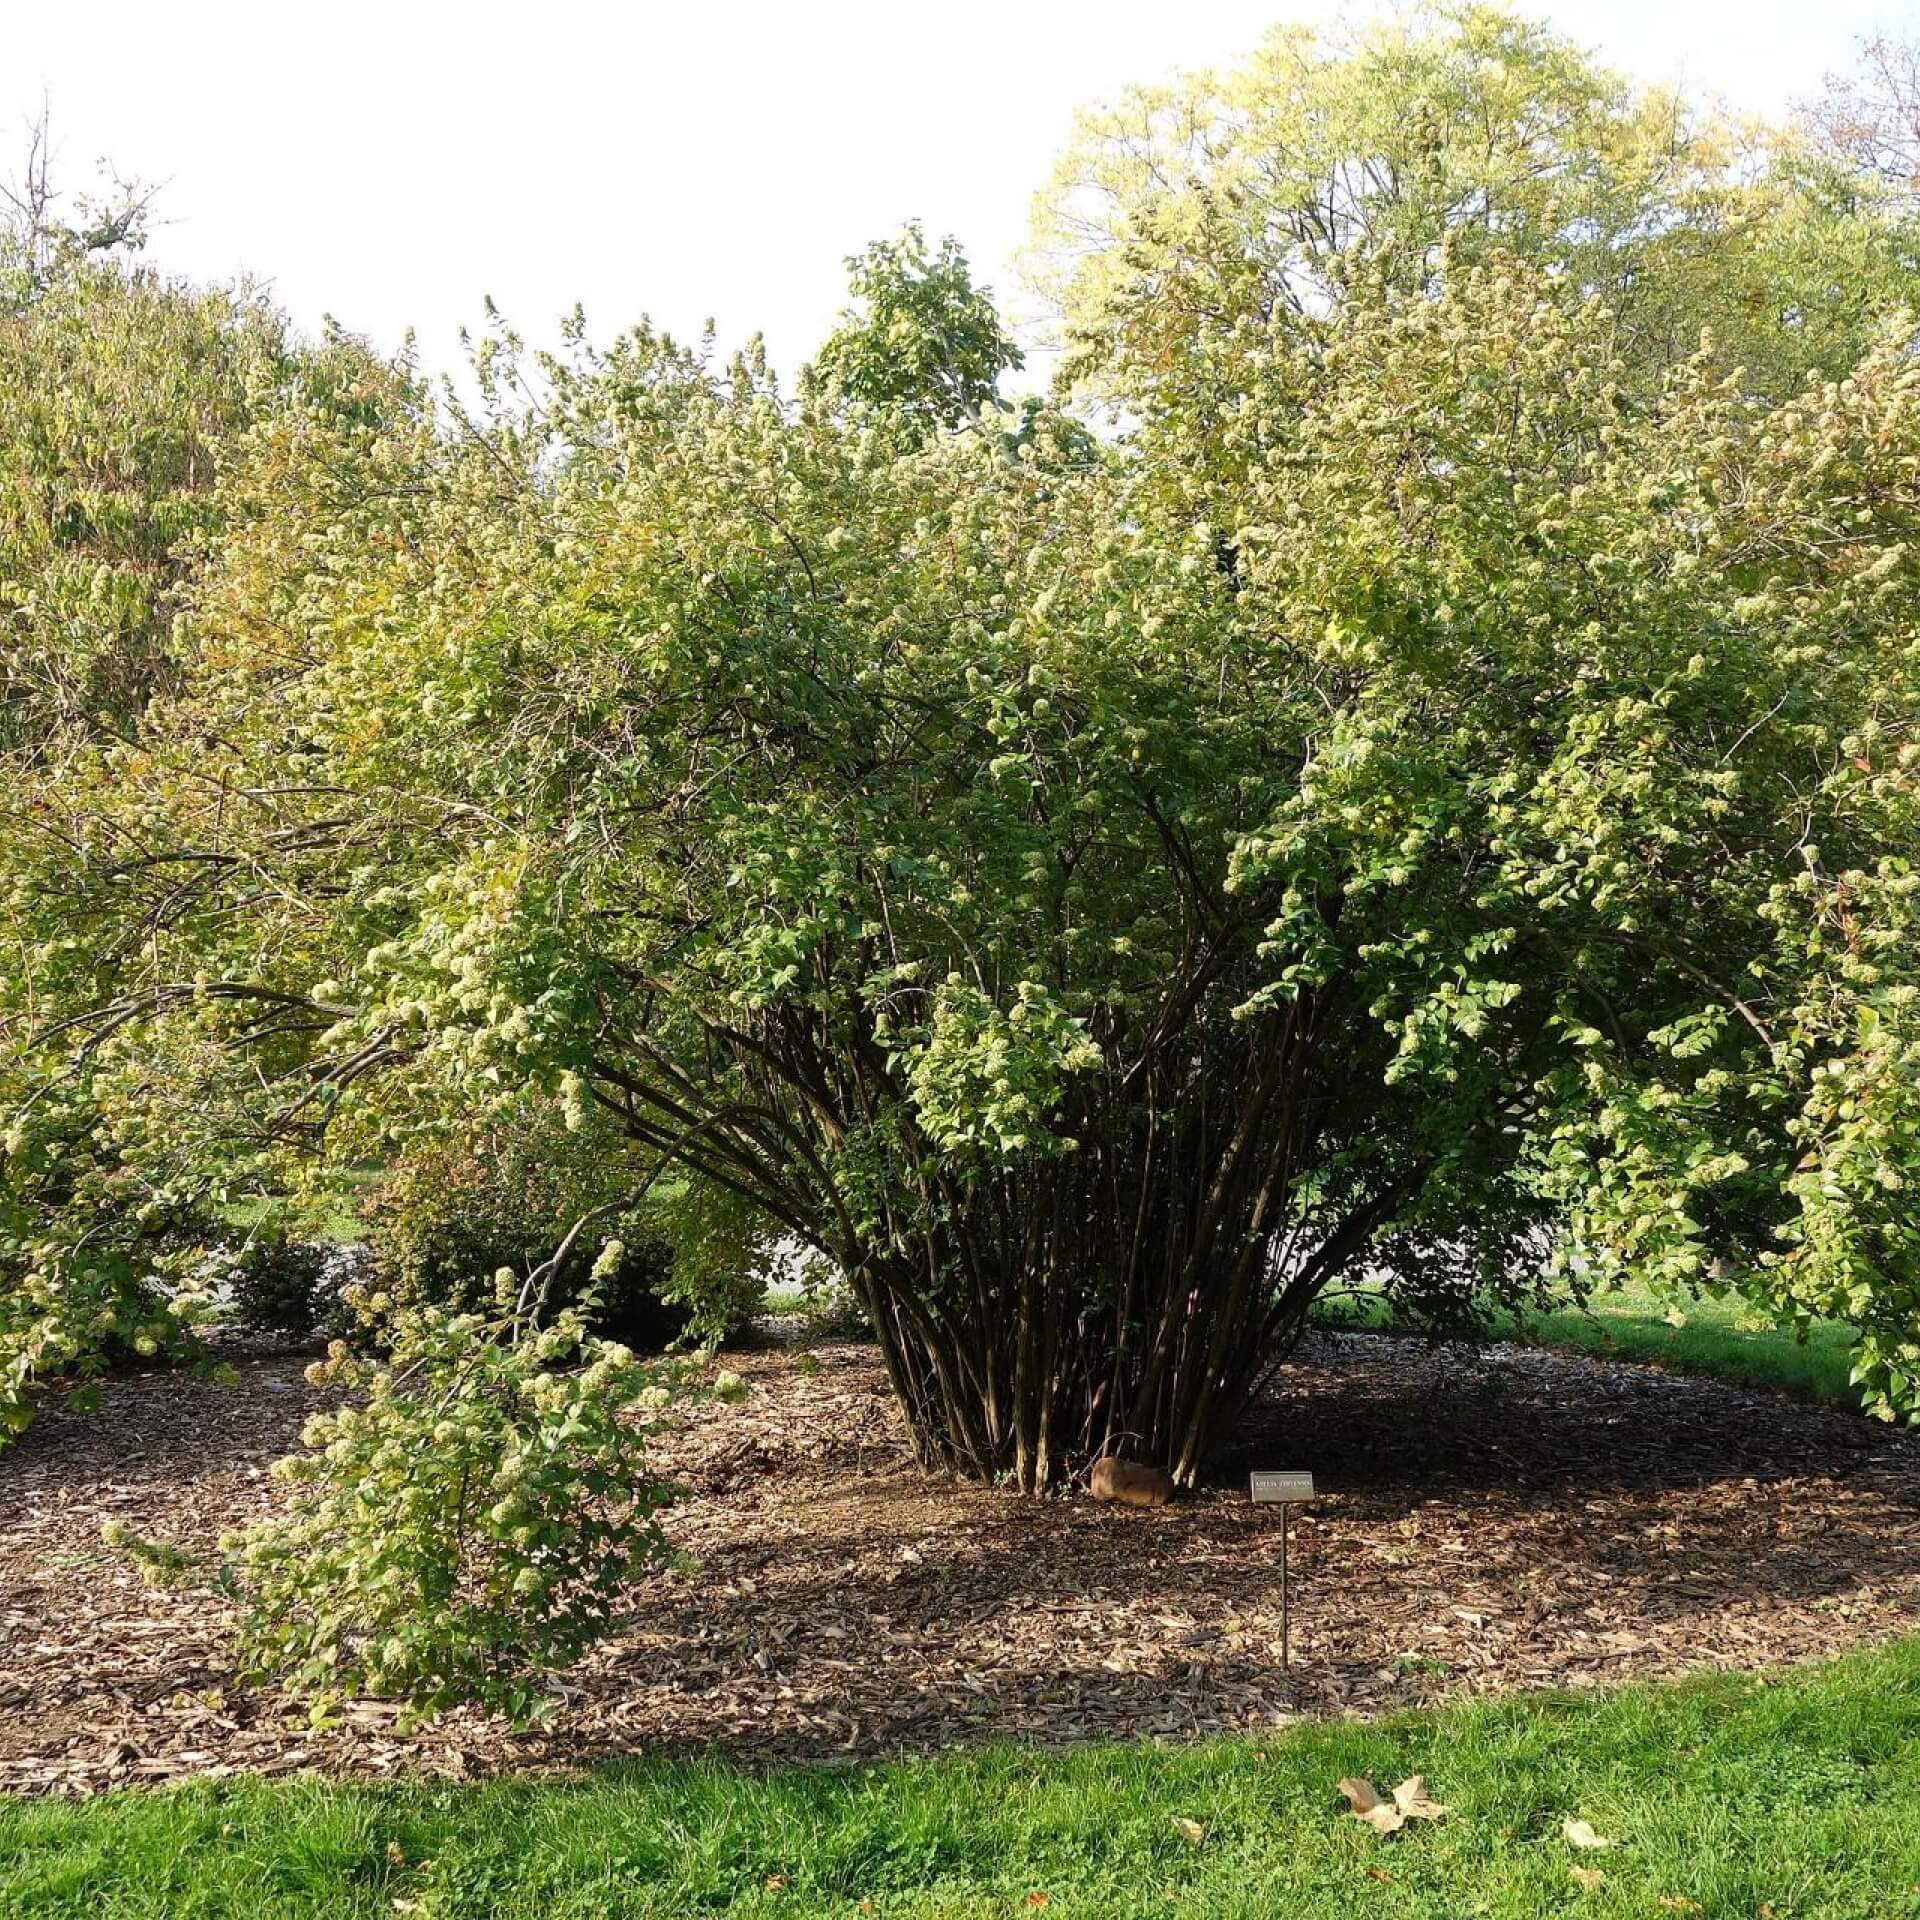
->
[1171, 1816, 1206, 1846]
[1022, 1895, 1051, 1910]
[1338, 1776, 1406, 1835]
[1392, 1775, 1448, 1821]
[763, 1874, 789, 1891]
[1365, 1865, 1394, 1884]
[1339, 1775, 1446, 1835]
[1570, 1865, 1607, 1892]
[1563, 1817, 1615, 1850]
[1657, 1900, 1703, 1915]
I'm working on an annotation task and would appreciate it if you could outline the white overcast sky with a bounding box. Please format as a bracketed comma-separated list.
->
[6, 0, 1911, 384]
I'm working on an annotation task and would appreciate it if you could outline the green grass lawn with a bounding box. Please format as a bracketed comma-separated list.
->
[4, 1641, 1918, 1918]
[1312, 1279, 1863, 1413]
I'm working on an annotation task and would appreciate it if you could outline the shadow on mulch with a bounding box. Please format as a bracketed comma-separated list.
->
[1221, 1331, 1897, 1498]
[3, 1330, 1917, 1796]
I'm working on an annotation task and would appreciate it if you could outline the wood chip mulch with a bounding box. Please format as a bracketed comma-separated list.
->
[3, 1329, 1917, 1796]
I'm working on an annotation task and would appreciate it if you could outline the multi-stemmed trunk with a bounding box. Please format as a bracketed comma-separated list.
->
[593, 972, 1413, 1493]
[832, 1025, 1403, 1492]
[850, 1232, 1366, 1494]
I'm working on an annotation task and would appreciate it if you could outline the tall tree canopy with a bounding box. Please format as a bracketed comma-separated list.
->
[0, 171, 400, 1429]
[4, 12, 1919, 1490]
[1031, 4, 1920, 406]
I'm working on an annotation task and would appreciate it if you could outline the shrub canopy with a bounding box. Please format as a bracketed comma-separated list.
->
[4, 10, 1919, 1488]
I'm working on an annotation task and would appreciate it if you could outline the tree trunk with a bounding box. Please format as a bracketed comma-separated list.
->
[850, 1133, 1365, 1492]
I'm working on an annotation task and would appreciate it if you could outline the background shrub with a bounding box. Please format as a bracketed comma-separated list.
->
[362, 1097, 763, 1349]
[223, 1235, 352, 1342]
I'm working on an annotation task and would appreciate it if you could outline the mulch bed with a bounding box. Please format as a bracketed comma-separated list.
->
[3, 1329, 1918, 1796]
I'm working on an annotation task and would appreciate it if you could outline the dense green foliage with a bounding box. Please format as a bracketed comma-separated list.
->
[3, 9, 1920, 1523]
[5, 1640, 1920, 1916]
[0, 183, 274, 752]
[812, 222, 1024, 440]
[223, 1234, 348, 1342]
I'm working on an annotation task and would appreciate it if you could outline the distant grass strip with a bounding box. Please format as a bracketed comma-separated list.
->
[1313, 1279, 1864, 1413]
[4, 1640, 1919, 1917]
[771, 1278, 1865, 1412]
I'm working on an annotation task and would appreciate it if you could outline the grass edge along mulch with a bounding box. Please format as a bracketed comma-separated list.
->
[4, 1637, 1918, 1919]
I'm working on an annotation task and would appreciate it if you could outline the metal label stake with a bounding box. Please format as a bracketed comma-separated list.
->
[1249, 1470, 1318, 1669]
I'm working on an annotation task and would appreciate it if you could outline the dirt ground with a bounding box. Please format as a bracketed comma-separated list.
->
[3, 1329, 1918, 1796]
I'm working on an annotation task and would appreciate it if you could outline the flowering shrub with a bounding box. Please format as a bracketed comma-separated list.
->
[225, 1285, 683, 1726]
[11, 13, 1920, 1504]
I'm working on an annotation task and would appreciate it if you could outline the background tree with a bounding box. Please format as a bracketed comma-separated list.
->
[811, 222, 1024, 440]
[1029, 5, 1919, 410]
[0, 133, 403, 1432]
[1806, 34, 1920, 207]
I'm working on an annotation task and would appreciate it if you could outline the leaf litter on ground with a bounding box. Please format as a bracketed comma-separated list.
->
[1338, 1774, 1449, 1836]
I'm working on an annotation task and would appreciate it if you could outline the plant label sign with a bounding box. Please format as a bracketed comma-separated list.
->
[1250, 1470, 1316, 1503]
[1250, 1471, 1317, 1668]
